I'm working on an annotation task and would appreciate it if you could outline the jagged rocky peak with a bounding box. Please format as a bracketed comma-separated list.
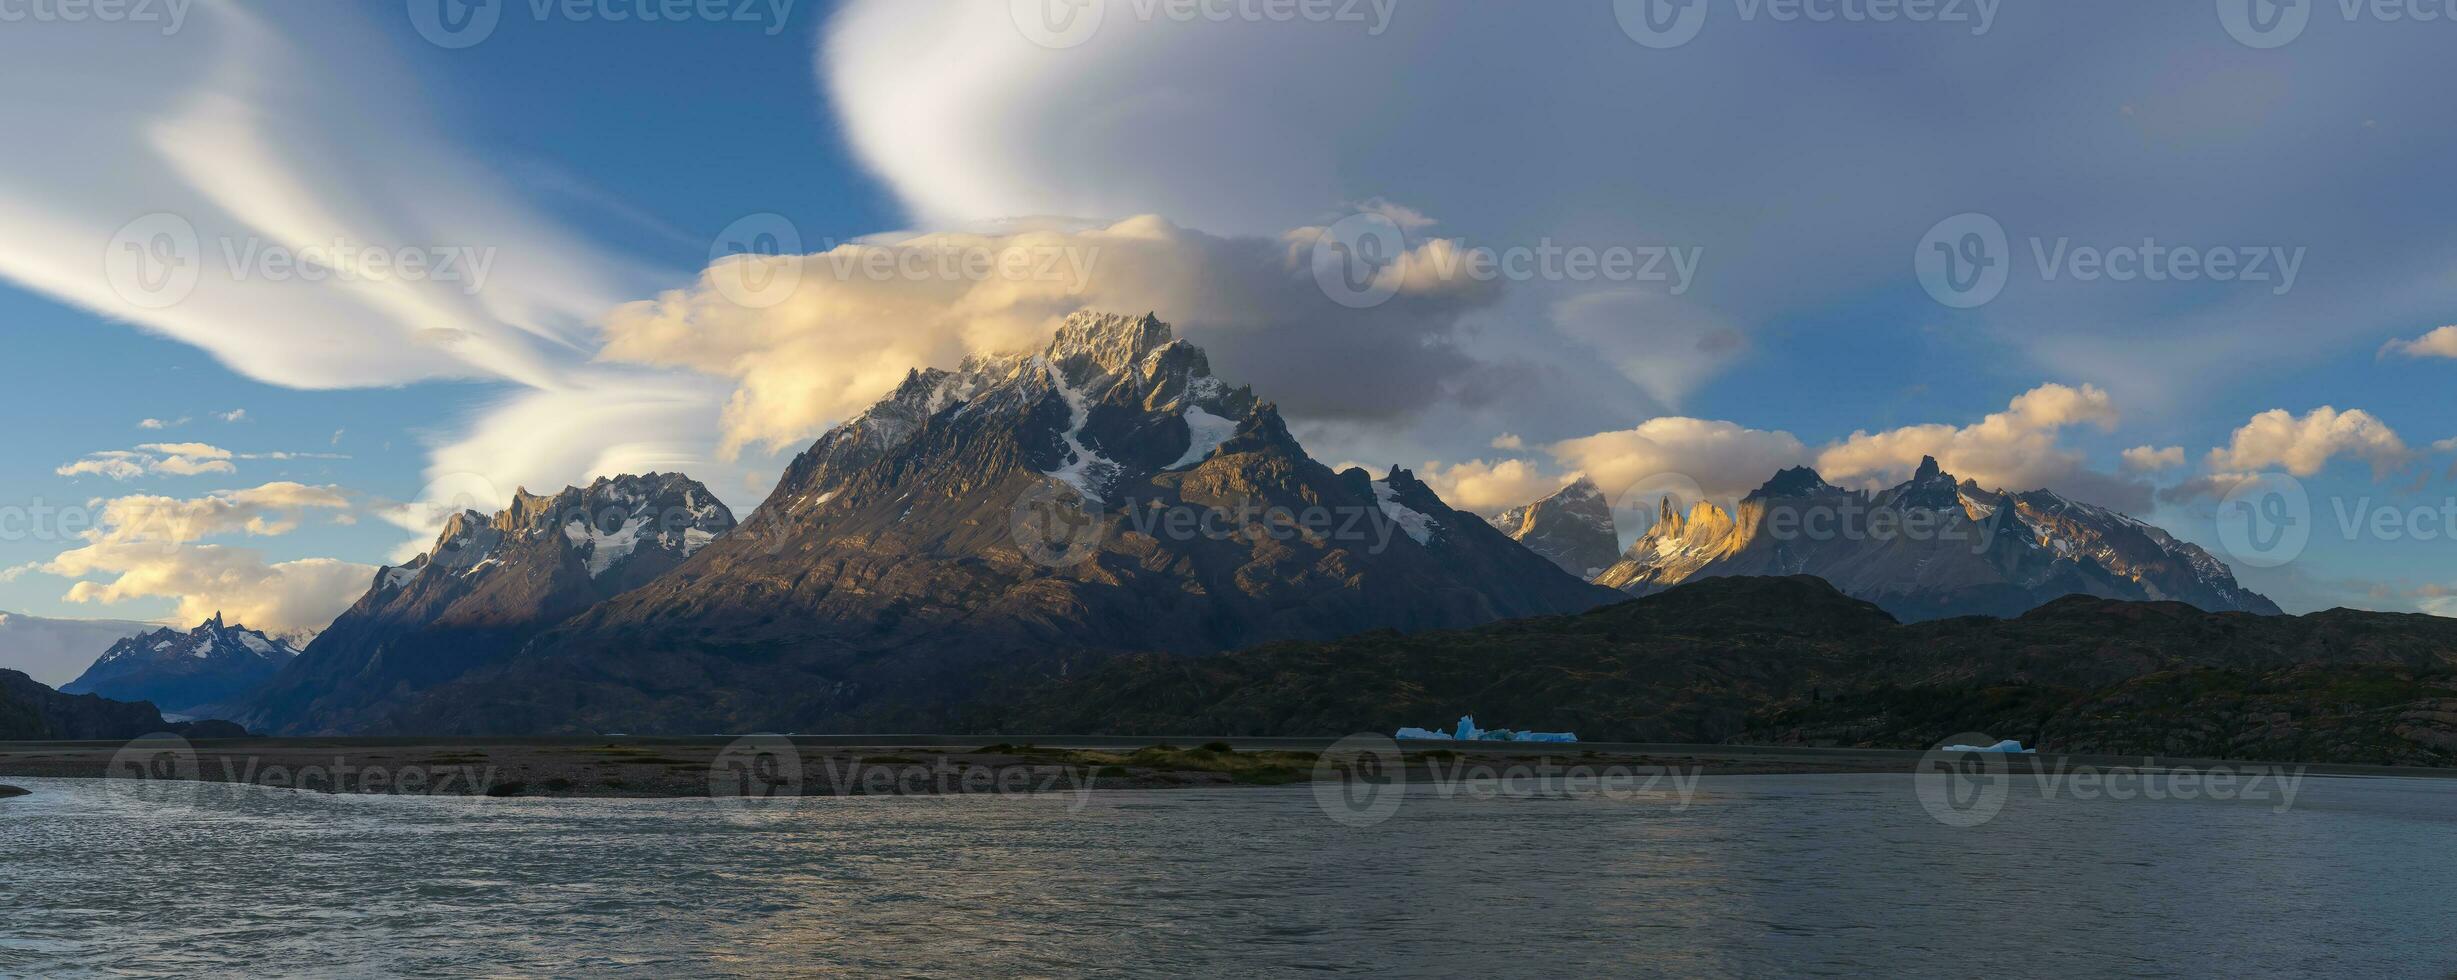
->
[1595, 459, 2283, 620]
[88, 615, 300, 669]
[1496, 477, 1620, 579]
[774, 310, 1264, 511]
[1747, 466, 1844, 501]
[378, 472, 736, 590]
[1885, 455, 1965, 510]
[64, 614, 302, 717]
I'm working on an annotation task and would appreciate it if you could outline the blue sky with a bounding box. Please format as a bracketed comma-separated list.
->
[2, 0, 2452, 631]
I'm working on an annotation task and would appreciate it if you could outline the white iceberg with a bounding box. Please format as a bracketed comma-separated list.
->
[1394, 715, 1576, 744]
[1939, 739, 2034, 754]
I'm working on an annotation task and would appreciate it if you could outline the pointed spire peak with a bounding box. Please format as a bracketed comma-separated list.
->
[1746, 466, 1838, 501]
[1914, 455, 1945, 482]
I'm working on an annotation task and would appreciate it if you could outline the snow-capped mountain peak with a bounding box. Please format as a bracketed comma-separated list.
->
[64, 614, 303, 717]
[1496, 477, 1621, 578]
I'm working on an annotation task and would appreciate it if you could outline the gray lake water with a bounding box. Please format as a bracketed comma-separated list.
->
[3, 773, 2454, 978]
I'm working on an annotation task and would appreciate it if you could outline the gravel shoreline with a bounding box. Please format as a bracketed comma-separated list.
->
[0, 738, 1892, 799]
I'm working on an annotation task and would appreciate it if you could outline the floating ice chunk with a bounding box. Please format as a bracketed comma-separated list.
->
[1940, 739, 2034, 754]
[1394, 715, 1576, 743]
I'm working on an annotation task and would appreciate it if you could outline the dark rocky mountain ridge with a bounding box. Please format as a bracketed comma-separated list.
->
[1, 669, 246, 741]
[239, 472, 736, 735]
[61, 613, 297, 718]
[381, 311, 1621, 735]
[989, 575, 2457, 766]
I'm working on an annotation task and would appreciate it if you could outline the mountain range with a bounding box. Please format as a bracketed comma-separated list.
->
[352, 312, 1618, 735]
[1, 311, 2318, 746]
[240, 473, 738, 735]
[1510, 457, 2280, 621]
[60, 613, 299, 718]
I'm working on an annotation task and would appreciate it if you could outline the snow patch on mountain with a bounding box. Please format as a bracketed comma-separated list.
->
[1168, 406, 1240, 470]
[1372, 480, 1439, 546]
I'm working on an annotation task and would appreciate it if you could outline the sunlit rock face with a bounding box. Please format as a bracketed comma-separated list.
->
[240, 473, 735, 735]
[379, 311, 1619, 735]
[1495, 477, 1620, 580]
[1597, 457, 2279, 622]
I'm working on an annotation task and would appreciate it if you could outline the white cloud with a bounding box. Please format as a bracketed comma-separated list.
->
[2121, 445, 2187, 472]
[1550, 417, 1813, 505]
[2381, 325, 2457, 359]
[1489, 433, 1524, 451]
[216, 408, 249, 423]
[135, 442, 232, 459]
[72, 482, 351, 547]
[137, 417, 187, 430]
[1416, 458, 1572, 515]
[1815, 384, 2122, 493]
[35, 482, 366, 633]
[54, 441, 339, 480]
[54, 549, 372, 634]
[601, 215, 1504, 457]
[55, 455, 149, 480]
[2206, 407, 2411, 478]
[152, 455, 240, 477]
[0, 4, 697, 530]
[1429, 383, 2151, 519]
